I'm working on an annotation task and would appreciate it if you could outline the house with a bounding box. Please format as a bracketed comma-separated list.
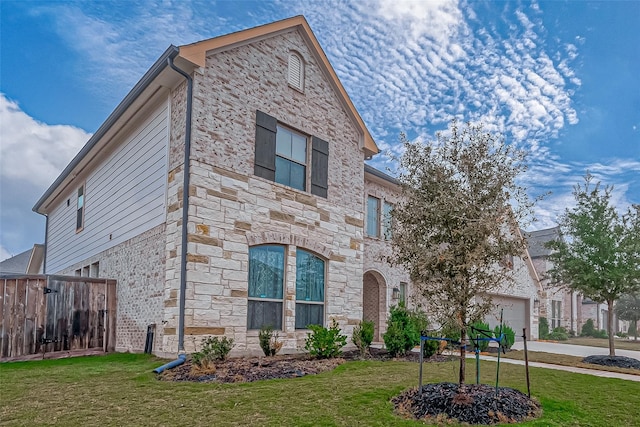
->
[0, 244, 44, 275]
[33, 16, 541, 357]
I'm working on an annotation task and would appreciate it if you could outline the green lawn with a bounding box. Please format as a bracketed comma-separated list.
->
[1, 353, 639, 426]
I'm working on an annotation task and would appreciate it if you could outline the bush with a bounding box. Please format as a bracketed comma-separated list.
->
[539, 317, 550, 339]
[304, 319, 347, 358]
[469, 321, 491, 352]
[258, 325, 283, 357]
[595, 329, 608, 339]
[494, 324, 516, 349]
[628, 322, 637, 337]
[441, 323, 461, 350]
[192, 336, 234, 368]
[580, 318, 596, 337]
[351, 320, 375, 358]
[382, 305, 427, 356]
[422, 338, 439, 358]
[548, 326, 569, 341]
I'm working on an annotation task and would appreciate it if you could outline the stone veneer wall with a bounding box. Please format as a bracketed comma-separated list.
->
[56, 224, 167, 353]
[161, 28, 366, 354]
[363, 175, 410, 339]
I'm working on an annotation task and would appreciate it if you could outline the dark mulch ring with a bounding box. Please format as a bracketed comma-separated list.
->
[582, 355, 640, 370]
[393, 383, 542, 425]
[158, 348, 457, 383]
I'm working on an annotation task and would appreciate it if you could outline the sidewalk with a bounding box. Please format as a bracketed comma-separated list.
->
[469, 353, 640, 382]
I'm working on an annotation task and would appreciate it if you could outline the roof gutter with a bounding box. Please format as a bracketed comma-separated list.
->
[166, 57, 193, 354]
[33, 45, 181, 213]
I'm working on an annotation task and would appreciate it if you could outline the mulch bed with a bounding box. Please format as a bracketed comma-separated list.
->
[158, 348, 457, 383]
[582, 355, 640, 370]
[393, 383, 542, 425]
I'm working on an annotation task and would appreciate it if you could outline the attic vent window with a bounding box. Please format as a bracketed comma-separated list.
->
[288, 52, 304, 91]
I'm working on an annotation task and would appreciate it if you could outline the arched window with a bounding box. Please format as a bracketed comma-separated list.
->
[288, 52, 304, 91]
[295, 249, 325, 328]
[247, 245, 285, 330]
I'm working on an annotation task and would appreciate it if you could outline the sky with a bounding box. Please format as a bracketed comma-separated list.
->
[0, 0, 639, 261]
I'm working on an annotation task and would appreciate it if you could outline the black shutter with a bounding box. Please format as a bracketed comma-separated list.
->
[254, 110, 277, 181]
[311, 136, 329, 198]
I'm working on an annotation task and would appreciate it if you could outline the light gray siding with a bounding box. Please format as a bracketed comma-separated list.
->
[46, 101, 169, 273]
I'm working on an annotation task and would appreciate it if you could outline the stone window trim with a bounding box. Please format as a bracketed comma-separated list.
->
[287, 51, 305, 92]
[76, 183, 86, 233]
[254, 110, 329, 198]
[246, 231, 332, 259]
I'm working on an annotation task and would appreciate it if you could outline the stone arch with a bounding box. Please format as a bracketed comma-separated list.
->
[363, 269, 388, 342]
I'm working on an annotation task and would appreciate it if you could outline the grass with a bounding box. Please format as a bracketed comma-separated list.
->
[565, 337, 640, 351]
[1, 353, 639, 426]
[500, 350, 640, 376]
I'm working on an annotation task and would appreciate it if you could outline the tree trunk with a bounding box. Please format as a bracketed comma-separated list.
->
[607, 299, 615, 356]
[459, 326, 466, 385]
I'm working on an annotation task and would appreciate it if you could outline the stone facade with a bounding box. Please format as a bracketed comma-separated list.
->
[56, 224, 166, 352]
[161, 28, 366, 354]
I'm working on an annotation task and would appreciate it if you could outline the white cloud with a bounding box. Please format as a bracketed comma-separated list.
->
[0, 94, 91, 188]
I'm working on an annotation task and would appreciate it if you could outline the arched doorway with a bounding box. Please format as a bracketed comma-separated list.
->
[363, 271, 386, 341]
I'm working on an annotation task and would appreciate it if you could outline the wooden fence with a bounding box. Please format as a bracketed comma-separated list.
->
[0, 275, 116, 361]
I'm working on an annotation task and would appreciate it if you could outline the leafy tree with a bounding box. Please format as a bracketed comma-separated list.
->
[389, 120, 531, 385]
[616, 292, 640, 341]
[545, 175, 640, 355]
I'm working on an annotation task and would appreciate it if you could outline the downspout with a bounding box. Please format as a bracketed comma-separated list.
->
[43, 214, 48, 274]
[167, 57, 193, 355]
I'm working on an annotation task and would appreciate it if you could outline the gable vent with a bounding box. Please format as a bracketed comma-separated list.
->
[288, 52, 304, 91]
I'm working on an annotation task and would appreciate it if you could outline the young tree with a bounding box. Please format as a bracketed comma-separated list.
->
[389, 120, 532, 385]
[616, 292, 640, 341]
[546, 175, 640, 356]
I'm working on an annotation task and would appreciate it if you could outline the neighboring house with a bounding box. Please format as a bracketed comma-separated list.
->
[32, 16, 542, 357]
[527, 227, 578, 334]
[0, 244, 44, 275]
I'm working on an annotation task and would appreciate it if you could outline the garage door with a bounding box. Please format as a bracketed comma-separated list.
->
[483, 296, 528, 341]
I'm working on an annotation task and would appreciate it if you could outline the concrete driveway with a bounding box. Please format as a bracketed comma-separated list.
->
[511, 340, 640, 360]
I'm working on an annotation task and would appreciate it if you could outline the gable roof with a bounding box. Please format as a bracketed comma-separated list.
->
[34, 16, 378, 214]
[178, 16, 378, 158]
[0, 244, 44, 274]
[526, 226, 561, 258]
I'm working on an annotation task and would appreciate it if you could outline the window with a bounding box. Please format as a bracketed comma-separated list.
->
[76, 185, 85, 232]
[247, 245, 285, 330]
[90, 262, 100, 278]
[75, 269, 81, 277]
[399, 282, 407, 306]
[551, 300, 562, 329]
[82, 265, 90, 277]
[288, 52, 304, 91]
[383, 202, 393, 240]
[295, 249, 325, 329]
[275, 126, 307, 191]
[254, 110, 329, 197]
[366, 196, 380, 237]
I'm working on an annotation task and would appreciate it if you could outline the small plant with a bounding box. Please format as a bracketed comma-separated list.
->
[304, 319, 347, 358]
[628, 322, 637, 339]
[258, 325, 283, 357]
[422, 338, 439, 358]
[351, 320, 375, 359]
[580, 318, 596, 337]
[192, 335, 234, 369]
[441, 322, 461, 350]
[469, 321, 491, 352]
[548, 326, 569, 341]
[595, 329, 608, 339]
[494, 324, 516, 350]
[539, 317, 550, 339]
[382, 305, 427, 356]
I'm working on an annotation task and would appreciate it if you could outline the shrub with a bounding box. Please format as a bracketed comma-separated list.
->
[581, 318, 596, 337]
[422, 338, 439, 358]
[192, 336, 234, 368]
[258, 325, 283, 357]
[539, 317, 550, 339]
[628, 322, 637, 338]
[494, 324, 516, 349]
[441, 323, 461, 350]
[351, 320, 375, 358]
[595, 329, 608, 339]
[304, 319, 347, 358]
[382, 305, 426, 356]
[548, 326, 569, 341]
[469, 321, 491, 352]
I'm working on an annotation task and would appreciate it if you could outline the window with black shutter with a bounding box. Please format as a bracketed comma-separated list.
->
[254, 110, 329, 197]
